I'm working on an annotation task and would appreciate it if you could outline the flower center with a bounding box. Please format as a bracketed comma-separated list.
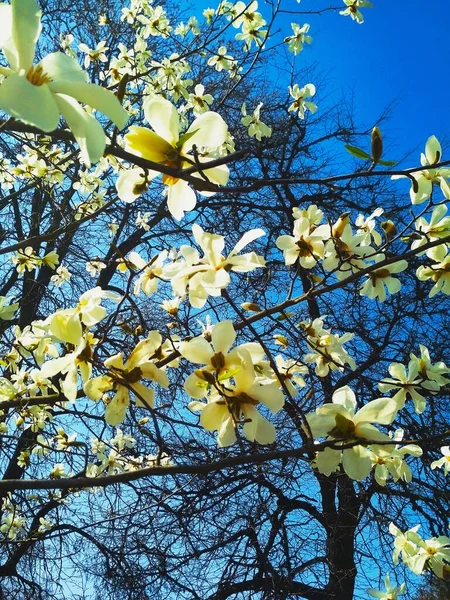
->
[26, 64, 52, 86]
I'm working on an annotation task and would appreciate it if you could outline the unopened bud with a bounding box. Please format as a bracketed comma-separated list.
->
[381, 220, 397, 237]
[274, 334, 289, 348]
[371, 127, 383, 165]
[332, 212, 351, 238]
[241, 302, 262, 312]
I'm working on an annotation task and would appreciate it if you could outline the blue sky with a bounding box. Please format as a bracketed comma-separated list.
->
[194, 0, 449, 164]
[284, 0, 449, 161]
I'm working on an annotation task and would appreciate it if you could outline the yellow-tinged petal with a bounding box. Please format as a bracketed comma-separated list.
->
[201, 401, 229, 431]
[132, 382, 155, 409]
[49, 310, 82, 344]
[54, 93, 105, 166]
[41, 52, 88, 83]
[12, 0, 41, 71]
[125, 125, 173, 163]
[104, 390, 129, 426]
[84, 375, 113, 401]
[48, 80, 128, 129]
[211, 321, 236, 355]
[342, 446, 372, 481]
[0, 74, 59, 131]
[182, 111, 228, 152]
[143, 95, 179, 145]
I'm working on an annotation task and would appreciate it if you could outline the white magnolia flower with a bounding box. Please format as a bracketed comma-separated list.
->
[416, 244, 450, 296]
[306, 386, 398, 480]
[431, 446, 450, 475]
[284, 23, 312, 55]
[241, 102, 272, 140]
[367, 574, 405, 600]
[122, 96, 229, 220]
[359, 255, 408, 302]
[355, 207, 384, 246]
[392, 136, 450, 204]
[84, 333, 169, 426]
[288, 83, 317, 118]
[340, 0, 373, 24]
[164, 225, 265, 307]
[0, 0, 128, 165]
[188, 347, 284, 447]
[276, 217, 330, 268]
[411, 204, 450, 253]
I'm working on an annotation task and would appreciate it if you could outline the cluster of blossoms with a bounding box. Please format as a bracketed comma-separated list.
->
[276, 204, 408, 302]
[389, 523, 450, 578]
[116, 224, 266, 308]
[378, 344, 450, 414]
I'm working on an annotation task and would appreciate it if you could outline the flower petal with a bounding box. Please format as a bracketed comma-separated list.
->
[0, 74, 60, 131]
[41, 52, 88, 83]
[12, 0, 41, 71]
[54, 93, 105, 166]
[353, 398, 398, 425]
[167, 179, 196, 220]
[143, 95, 179, 145]
[342, 446, 372, 480]
[125, 125, 173, 163]
[49, 80, 128, 129]
[211, 321, 236, 355]
[182, 111, 228, 152]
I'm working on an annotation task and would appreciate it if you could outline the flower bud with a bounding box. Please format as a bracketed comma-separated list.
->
[371, 127, 383, 165]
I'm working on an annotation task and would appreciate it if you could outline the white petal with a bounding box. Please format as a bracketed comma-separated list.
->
[179, 337, 213, 364]
[0, 74, 59, 131]
[12, 0, 41, 71]
[54, 94, 105, 166]
[143, 95, 179, 145]
[49, 80, 128, 129]
[230, 229, 265, 256]
[211, 321, 236, 355]
[167, 180, 196, 220]
[182, 111, 228, 152]
[315, 447, 341, 476]
[41, 52, 88, 83]
[0, 4, 12, 48]
[342, 446, 372, 480]
[353, 398, 398, 425]
[332, 386, 357, 413]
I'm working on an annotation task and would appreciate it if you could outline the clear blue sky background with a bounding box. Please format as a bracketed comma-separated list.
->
[194, 0, 449, 165]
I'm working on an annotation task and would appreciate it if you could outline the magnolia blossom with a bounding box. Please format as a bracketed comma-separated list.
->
[288, 83, 317, 118]
[411, 204, 450, 252]
[392, 136, 450, 204]
[180, 320, 264, 398]
[240, 103, 272, 140]
[188, 347, 284, 447]
[121, 96, 229, 220]
[48, 287, 120, 345]
[276, 217, 329, 268]
[84, 333, 169, 426]
[164, 225, 265, 307]
[367, 574, 405, 600]
[40, 333, 97, 402]
[284, 23, 312, 55]
[431, 446, 450, 475]
[359, 255, 408, 302]
[340, 0, 373, 24]
[303, 329, 356, 377]
[416, 244, 450, 296]
[378, 361, 436, 414]
[306, 386, 398, 480]
[0, 0, 128, 165]
[369, 441, 422, 486]
[323, 224, 373, 280]
[355, 207, 384, 246]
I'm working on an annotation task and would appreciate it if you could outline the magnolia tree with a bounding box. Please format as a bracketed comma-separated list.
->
[0, 0, 449, 598]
